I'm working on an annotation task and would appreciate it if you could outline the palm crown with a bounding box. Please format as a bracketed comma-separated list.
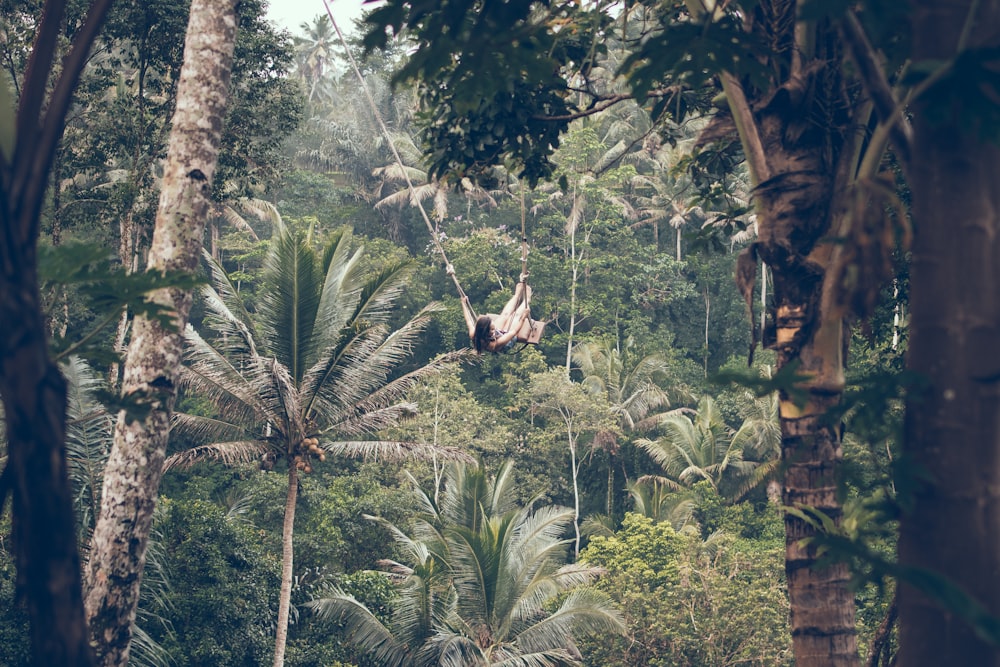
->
[309, 461, 626, 667]
[168, 220, 470, 666]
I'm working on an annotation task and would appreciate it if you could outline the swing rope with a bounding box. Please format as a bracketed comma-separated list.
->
[324, 2, 535, 335]
[323, 0, 472, 305]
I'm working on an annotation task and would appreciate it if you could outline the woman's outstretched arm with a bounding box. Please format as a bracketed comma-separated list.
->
[460, 295, 478, 338]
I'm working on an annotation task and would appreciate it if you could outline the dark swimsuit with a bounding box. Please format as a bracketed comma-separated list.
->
[492, 329, 516, 353]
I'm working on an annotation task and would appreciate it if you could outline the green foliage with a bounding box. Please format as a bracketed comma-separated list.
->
[284, 572, 398, 667]
[0, 519, 30, 667]
[308, 460, 625, 666]
[62, 356, 113, 533]
[622, 8, 772, 97]
[148, 498, 282, 667]
[38, 242, 203, 364]
[365, 1, 611, 185]
[297, 472, 411, 573]
[579, 513, 791, 666]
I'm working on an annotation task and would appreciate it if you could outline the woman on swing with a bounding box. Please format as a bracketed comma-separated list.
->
[456, 271, 533, 354]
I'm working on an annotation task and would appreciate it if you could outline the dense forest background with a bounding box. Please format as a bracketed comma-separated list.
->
[2, 0, 977, 665]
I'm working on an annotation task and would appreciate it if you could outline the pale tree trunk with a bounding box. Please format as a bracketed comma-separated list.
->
[84, 3, 238, 665]
[565, 194, 580, 375]
[703, 285, 710, 377]
[898, 3, 1000, 665]
[569, 432, 581, 559]
[107, 208, 138, 390]
[273, 465, 300, 667]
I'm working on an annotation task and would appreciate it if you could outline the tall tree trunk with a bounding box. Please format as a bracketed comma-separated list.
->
[756, 146, 859, 667]
[0, 1, 113, 664]
[1, 279, 93, 667]
[568, 433, 581, 559]
[83, 2, 238, 665]
[898, 3, 1000, 665]
[723, 1, 859, 661]
[273, 465, 300, 667]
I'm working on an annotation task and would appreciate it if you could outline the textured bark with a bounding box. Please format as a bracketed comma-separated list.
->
[83, 2, 238, 665]
[0, 1, 113, 664]
[739, 3, 859, 663]
[273, 465, 300, 667]
[899, 3, 1000, 665]
[0, 286, 93, 666]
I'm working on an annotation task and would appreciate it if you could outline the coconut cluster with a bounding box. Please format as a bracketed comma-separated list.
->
[294, 436, 326, 474]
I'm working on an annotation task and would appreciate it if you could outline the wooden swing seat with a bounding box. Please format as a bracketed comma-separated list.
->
[515, 316, 546, 345]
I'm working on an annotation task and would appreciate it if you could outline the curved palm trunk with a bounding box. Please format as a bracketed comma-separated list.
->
[84, 3, 238, 665]
[273, 465, 300, 667]
[898, 3, 1000, 664]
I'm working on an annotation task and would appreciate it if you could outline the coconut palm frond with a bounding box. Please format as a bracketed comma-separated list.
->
[490, 648, 578, 667]
[195, 285, 259, 360]
[353, 259, 419, 326]
[61, 356, 112, 527]
[179, 333, 267, 426]
[304, 307, 458, 419]
[163, 440, 266, 471]
[580, 514, 616, 539]
[550, 562, 607, 590]
[235, 197, 282, 232]
[511, 505, 576, 562]
[170, 412, 252, 445]
[312, 229, 367, 353]
[515, 588, 626, 654]
[219, 204, 261, 242]
[594, 139, 629, 173]
[432, 632, 484, 667]
[255, 356, 303, 440]
[302, 326, 389, 422]
[373, 163, 429, 186]
[200, 253, 257, 327]
[129, 620, 174, 667]
[374, 185, 419, 211]
[326, 402, 421, 438]
[324, 439, 474, 464]
[323, 347, 467, 432]
[632, 474, 686, 493]
[307, 591, 411, 667]
[731, 458, 782, 502]
[257, 225, 324, 381]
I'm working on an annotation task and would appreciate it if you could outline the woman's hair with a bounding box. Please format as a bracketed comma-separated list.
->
[472, 315, 493, 354]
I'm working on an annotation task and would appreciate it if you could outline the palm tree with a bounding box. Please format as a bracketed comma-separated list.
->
[167, 221, 470, 667]
[61, 357, 113, 535]
[572, 336, 684, 516]
[626, 477, 697, 532]
[636, 396, 754, 497]
[292, 15, 337, 111]
[728, 385, 782, 502]
[308, 461, 626, 666]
